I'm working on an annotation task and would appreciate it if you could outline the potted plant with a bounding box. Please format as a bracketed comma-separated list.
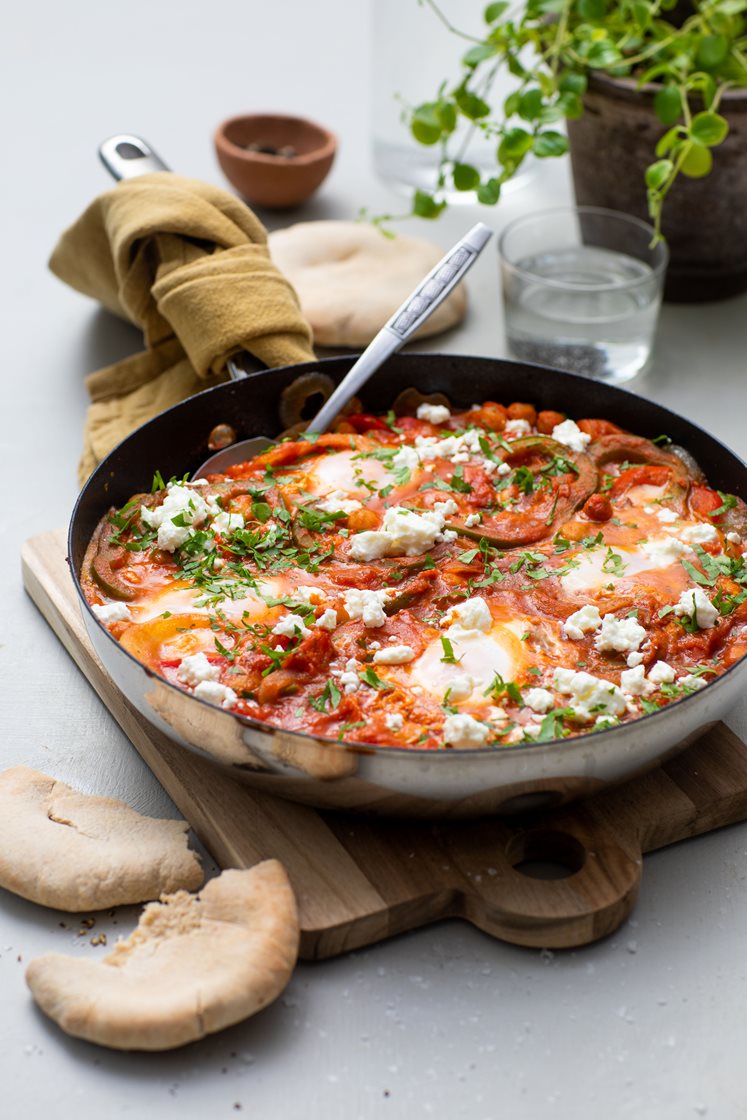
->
[389, 0, 747, 301]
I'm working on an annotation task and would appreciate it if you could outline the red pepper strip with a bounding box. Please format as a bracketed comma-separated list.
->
[228, 432, 377, 473]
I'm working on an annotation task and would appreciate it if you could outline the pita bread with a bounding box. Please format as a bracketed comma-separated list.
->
[26, 862, 299, 1050]
[0, 766, 202, 911]
[268, 220, 467, 347]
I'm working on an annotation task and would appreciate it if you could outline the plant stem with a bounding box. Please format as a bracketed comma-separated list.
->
[421, 0, 483, 44]
[549, 0, 571, 76]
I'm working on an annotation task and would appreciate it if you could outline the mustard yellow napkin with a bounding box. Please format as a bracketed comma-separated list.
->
[49, 172, 315, 482]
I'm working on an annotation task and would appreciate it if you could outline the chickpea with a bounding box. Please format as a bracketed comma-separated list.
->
[507, 402, 537, 426]
[536, 409, 566, 434]
[347, 508, 380, 531]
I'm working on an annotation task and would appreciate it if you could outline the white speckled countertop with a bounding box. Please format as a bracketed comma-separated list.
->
[3, 1, 747, 1116]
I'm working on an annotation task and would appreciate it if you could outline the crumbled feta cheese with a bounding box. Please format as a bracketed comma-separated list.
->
[315, 608, 338, 631]
[193, 680, 238, 709]
[551, 419, 591, 453]
[626, 651, 644, 668]
[680, 522, 718, 544]
[92, 601, 132, 624]
[442, 596, 492, 633]
[385, 713, 404, 731]
[679, 673, 708, 691]
[674, 587, 718, 629]
[336, 657, 361, 694]
[347, 530, 392, 561]
[292, 586, 327, 605]
[648, 660, 676, 685]
[272, 613, 312, 639]
[416, 402, 451, 425]
[727, 531, 742, 545]
[156, 520, 193, 552]
[211, 510, 245, 535]
[443, 713, 490, 748]
[177, 652, 220, 686]
[464, 513, 481, 528]
[524, 687, 554, 713]
[445, 674, 474, 702]
[620, 665, 653, 697]
[595, 614, 647, 655]
[373, 644, 416, 665]
[553, 667, 577, 692]
[391, 445, 421, 474]
[563, 604, 603, 641]
[496, 461, 511, 476]
[522, 720, 543, 738]
[553, 668, 627, 723]
[315, 490, 363, 515]
[141, 482, 216, 552]
[504, 418, 531, 436]
[349, 503, 456, 560]
[641, 537, 691, 567]
[654, 507, 679, 523]
[594, 715, 620, 730]
[343, 588, 394, 628]
[414, 428, 483, 464]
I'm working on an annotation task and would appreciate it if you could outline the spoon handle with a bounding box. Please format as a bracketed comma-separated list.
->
[304, 222, 493, 434]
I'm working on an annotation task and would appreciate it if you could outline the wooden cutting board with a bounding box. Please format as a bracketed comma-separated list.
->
[22, 529, 747, 959]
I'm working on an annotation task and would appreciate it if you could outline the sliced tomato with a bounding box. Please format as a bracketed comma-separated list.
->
[689, 484, 725, 521]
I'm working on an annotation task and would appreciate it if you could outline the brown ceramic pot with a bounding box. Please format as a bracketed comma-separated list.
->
[566, 74, 747, 302]
[214, 113, 337, 209]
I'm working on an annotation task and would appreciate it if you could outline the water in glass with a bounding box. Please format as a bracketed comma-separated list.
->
[504, 244, 660, 383]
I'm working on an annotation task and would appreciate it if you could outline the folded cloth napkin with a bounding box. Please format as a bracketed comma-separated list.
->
[49, 172, 315, 483]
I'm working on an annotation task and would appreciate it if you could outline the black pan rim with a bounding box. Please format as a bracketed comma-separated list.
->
[68, 352, 747, 761]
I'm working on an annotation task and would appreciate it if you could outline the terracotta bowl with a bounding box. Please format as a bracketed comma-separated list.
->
[214, 113, 337, 209]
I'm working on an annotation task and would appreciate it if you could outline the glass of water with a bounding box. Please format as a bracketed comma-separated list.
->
[499, 206, 668, 383]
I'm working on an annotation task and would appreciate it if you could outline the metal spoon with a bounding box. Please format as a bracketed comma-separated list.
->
[193, 221, 492, 476]
[97, 135, 492, 478]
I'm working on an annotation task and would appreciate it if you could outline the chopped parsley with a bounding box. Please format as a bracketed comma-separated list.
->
[440, 636, 461, 664]
[360, 667, 394, 691]
[309, 679, 342, 713]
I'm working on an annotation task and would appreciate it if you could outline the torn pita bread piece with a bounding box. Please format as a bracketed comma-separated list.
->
[26, 862, 300, 1051]
[0, 766, 203, 911]
[268, 220, 467, 347]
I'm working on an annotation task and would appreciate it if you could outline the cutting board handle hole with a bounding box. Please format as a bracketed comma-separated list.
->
[506, 829, 586, 881]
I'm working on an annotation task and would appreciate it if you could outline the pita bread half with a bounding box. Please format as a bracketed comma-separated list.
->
[268, 220, 467, 347]
[26, 862, 300, 1050]
[0, 766, 203, 911]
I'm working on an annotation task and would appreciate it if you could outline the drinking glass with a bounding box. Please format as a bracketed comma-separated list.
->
[498, 206, 668, 383]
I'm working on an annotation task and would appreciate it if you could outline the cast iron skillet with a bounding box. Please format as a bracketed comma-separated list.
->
[69, 354, 747, 818]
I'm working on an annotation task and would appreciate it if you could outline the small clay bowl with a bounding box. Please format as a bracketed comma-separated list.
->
[214, 113, 337, 209]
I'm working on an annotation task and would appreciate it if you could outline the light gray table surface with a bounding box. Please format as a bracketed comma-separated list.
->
[3, 2, 747, 1117]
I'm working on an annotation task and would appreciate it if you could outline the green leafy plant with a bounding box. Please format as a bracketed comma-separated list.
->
[385, 0, 747, 239]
